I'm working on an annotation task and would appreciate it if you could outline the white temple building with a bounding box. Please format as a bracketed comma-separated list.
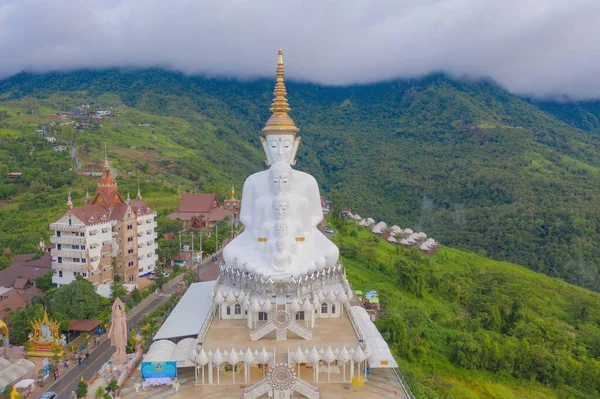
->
[144, 49, 414, 399]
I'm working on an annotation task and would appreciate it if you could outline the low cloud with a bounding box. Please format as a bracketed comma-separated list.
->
[0, 0, 599, 99]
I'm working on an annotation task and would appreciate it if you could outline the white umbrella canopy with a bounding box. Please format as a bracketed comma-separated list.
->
[317, 290, 325, 302]
[196, 348, 209, 366]
[290, 299, 301, 313]
[250, 298, 261, 313]
[212, 348, 224, 365]
[259, 348, 270, 365]
[326, 291, 337, 303]
[243, 296, 251, 310]
[228, 348, 240, 365]
[323, 346, 336, 382]
[228, 347, 240, 384]
[353, 345, 365, 363]
[253, 349, 260, 360]
[304, 348, 311, 357]
[263, 300, 273, 313]
[237, 291, 246, 303]
[323, 346, 336, 364]
[338, 290, 348, 303]
[338, 346, 350, 363]
[226, 291, 237, 305]
[318, 348, 325, 357]
[308, 346, 320, 364]
[302, 299, 313, 312]
[243, 348, 255, 364]
[333, 347, 340, 358]
[214, 290, 225, 305]
[293, 346, 305, 364]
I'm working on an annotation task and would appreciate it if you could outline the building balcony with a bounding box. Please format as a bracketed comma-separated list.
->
[51, 249, 86, 258]
[50, 236, 86, 245]
[52, 261, 86, 272]
[153, 222, 157, 228]
[49, 223, 86, 233]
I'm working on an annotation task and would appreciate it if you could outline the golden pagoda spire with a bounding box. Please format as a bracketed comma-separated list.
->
[231, 185, 235, 200]
[262, 48, 299, 136]
[67, 190, 73, 209]
[104, 143, 109, 170]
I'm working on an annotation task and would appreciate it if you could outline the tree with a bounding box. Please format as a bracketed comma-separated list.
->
[7, 304, 45, 345]
[35, 271, 56, 292]
[157, 238, 179, 264]
[151, 264, 166, 290]
[76, 378, 88, 398]
[110, 277, 128, 303]
[106, 380, 119, 394]
[48, 276, 103, 319]
[131, 288, 142, 305]
[184, 270, 197, 287]
[0, 253, 13, 270]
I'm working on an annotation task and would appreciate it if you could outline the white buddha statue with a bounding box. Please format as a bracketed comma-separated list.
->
[223, 48, 339, 278]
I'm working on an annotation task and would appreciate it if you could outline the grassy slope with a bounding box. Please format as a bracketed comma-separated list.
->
[333, 219, 600, 398]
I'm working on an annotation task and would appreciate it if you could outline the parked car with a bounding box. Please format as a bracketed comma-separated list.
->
[40, 392, 57, 399]
[325, 228, 334, 234]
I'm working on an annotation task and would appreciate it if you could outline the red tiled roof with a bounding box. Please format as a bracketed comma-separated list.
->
[130, 199, 153, 216]
[67, 319, 103, 332]
[208, 207, 233, 222]
[13, 278, 31, 290]
[0, 292, 27, 313]
[176, 193, 219, 214]
[70, 204, 111, 226]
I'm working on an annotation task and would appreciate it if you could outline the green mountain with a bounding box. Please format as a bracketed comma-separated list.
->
[331, 217, 600, 399]
[2, 69, 600, 292]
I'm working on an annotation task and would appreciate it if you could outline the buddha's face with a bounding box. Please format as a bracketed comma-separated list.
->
[276, 239, 286, 252]
[272, 171, 291, 195]
[267, 135, 295, 163]
[273, 200, 289, 220]
[275, 222, 287, 238]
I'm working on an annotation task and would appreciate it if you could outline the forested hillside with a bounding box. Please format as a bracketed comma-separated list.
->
[332, 217, 600, 399]
[2, 69, 600, 292]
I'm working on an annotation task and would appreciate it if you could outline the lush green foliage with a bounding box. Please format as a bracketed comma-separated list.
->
[2, 70, 600, 292]
[332, 218, 600, 398]
[48, 276, 107, 319]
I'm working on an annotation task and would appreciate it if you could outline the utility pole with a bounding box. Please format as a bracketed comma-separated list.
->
[197, 232, 202, 281]
[215, 224, 219, 253]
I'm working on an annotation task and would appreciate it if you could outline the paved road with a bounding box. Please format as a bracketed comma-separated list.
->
[39, 259, 217, 399]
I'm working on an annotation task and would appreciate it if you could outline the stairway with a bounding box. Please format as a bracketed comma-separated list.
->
[243, 379, 271, 399]
[250, 321, 276, 340]
[288, 320, 312, 340]
[292, 378, 321, 399]
[365, 368, 410, 399]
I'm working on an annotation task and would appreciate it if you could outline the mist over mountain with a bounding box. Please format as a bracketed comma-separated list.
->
[1, 0, 600, 98]
[2, 68, 600, 292]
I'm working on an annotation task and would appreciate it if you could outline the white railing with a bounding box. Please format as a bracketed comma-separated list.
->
[50, 236, 85, 245]
[196, 305, 215, 345]
[393, 367, 416, 399]
[49, 223, 86, 232]
[51, 249, 86, 258]
[52, 262, 86, 272]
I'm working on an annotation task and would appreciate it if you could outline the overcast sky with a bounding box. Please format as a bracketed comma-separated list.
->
[0, 0, 599, 99]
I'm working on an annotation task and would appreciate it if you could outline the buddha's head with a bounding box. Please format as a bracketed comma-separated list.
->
[260, 49, 301, 166]
[275, 221, 288, 238]
[273, 198, 289, 220]
[269, 161, 293, 195]
[276, 239, 286, 252]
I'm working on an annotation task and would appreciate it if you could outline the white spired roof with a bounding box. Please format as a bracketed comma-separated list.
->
[350, 306, 398, 368]
[153, 280, 216, 340]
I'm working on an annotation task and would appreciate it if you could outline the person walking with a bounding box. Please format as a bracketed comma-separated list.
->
[77, 354, 82, 367]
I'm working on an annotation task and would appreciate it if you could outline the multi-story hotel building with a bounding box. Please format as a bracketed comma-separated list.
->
[50, 153, 158, 287]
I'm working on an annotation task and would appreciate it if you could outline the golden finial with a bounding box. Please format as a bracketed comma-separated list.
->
[262, 48, 299, 136]
[67, 190, 73, 209]
[104, 144, 109, 170]
[231, 186, 235, 200]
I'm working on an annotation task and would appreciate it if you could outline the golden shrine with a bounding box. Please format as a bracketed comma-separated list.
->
[27, 311, 64, 357]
